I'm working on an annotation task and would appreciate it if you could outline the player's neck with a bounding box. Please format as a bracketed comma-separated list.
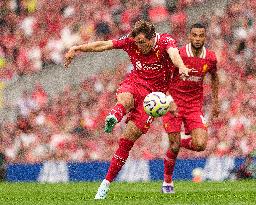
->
[191, 47, 203, 57]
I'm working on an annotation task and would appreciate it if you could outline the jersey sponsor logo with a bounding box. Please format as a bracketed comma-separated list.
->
[179, 73, 202, 82]
[135, 61, 162, 71]
[144, 63, 162, 70]
[191, 68, 199, 73]
[186, 76, 202, 82]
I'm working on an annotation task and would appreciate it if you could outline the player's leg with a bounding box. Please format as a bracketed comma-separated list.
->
[96, 88, 154, 199]
[162, 112, 183, 193]
[95, 120, 142, 199]
[162, 132, 180, 193]
[104, 92, 134, 133]
[181, 112, 208, 151]
[181, 128, 208, 151]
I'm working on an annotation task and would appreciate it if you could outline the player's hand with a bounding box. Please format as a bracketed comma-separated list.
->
[64, 47, 76, 68]
[179, 66, 191, 78]
[168, 101, 178, 117]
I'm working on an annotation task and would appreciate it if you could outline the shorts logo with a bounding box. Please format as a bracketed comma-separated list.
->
[146, 116, 153, 124]
[144, 116, 154, 129]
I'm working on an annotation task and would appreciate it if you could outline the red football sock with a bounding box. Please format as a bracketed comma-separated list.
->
[164, 149, 178, 183]
[105, 138, 134, 182]
[109, 103, 126, 122]
[181, 137, 197, 151]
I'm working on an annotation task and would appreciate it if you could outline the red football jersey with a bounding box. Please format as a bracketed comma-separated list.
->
[169, 43, 217, 108]
[112, 33, 177, 93]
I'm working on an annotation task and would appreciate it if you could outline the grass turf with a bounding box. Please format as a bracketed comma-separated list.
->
[0, 180, 255, 205]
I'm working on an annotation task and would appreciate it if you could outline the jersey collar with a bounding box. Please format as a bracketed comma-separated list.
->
[186, 43, 206, 59]
[152, 33, 160, 49]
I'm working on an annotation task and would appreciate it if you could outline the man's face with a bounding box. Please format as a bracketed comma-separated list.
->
[189, 28, 206, 49]
[134, 33, 154, 54]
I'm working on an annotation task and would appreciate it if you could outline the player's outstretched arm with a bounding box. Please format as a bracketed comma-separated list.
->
[64, 40, 114, 68]
[167, 47, 190, 76]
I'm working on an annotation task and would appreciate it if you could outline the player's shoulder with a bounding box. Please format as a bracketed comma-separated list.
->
[179, 45, 187, 55]
[112, 34, 134, 48]
[178, 44, 192, 58]
[205, 48, 217, 62]
[158, 33, 176, 44]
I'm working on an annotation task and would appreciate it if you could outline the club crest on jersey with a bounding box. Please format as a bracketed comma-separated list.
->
[136, 61, 142, 70]
[202, 64, 208, 73]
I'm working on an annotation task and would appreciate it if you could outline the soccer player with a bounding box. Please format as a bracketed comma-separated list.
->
[64, 20, 189, 199]
[162, 23, 219, 193]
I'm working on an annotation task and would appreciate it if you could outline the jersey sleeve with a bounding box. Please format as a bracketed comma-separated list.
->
[112, 35, 130, 49]
[161, 34, 177, 50]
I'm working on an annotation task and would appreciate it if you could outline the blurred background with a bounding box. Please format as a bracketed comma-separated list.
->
[0, 0, 255, 182]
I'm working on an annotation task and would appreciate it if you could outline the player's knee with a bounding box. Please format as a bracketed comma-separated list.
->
[193, 141, 206, 152]
[170, 146, 180, 154]
[123, 121, 142, 141]
[169, 140, 180, 153]
[191, 130, 207, 152]
[168, 133, 180, 154]
[117, 93, 134, 111]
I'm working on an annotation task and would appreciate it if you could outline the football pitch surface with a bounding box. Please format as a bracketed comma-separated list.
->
[0, 180, 255, 205]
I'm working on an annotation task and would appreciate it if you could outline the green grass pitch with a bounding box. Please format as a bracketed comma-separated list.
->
[0, 180, 255, 205]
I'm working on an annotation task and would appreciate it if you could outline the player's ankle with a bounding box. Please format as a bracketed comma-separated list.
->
[109, 103, 126, 122]
[103, 179, 110, 185]
[163, 181, 173, 186]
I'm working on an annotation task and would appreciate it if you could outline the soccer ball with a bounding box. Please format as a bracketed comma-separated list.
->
[143, 92, 172, 117]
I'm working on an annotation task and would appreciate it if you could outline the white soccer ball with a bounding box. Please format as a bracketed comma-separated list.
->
[143, 92, 172, 118]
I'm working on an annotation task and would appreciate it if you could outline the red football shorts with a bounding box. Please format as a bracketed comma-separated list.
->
[116, 80, 154, 134]
[162, 106, 207, 134]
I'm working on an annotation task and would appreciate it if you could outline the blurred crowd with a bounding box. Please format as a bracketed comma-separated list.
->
[0, 0, 204, 78]
[0, 0, 256, 163]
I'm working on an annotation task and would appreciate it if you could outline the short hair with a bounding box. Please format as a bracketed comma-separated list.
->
[130, 20, 156, 39]
[190, 23, 206, 31]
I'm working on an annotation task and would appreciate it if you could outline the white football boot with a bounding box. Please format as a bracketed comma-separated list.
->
[94, 179, 110, 199]
[161, 181, 175, 194]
